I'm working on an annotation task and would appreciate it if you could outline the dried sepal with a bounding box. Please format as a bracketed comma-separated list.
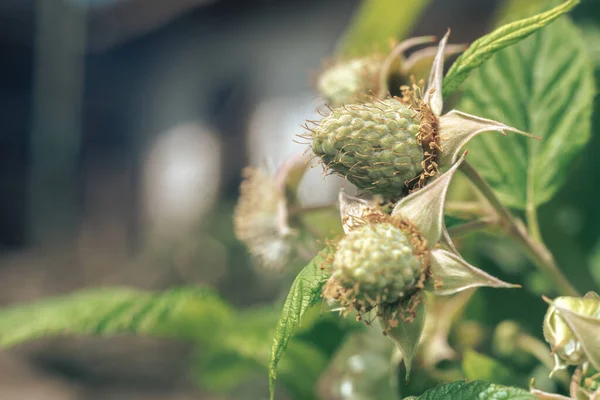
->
[440, 226, 460, 255]
[438, 110, 538, 166]
[427, 248, 520, 295]
[377, 35, 437, 97]
[379, 291, 427, 378]
[392, 151, 466, 245]
[338, 191, 383, 233]
[423, 30, 449, 116]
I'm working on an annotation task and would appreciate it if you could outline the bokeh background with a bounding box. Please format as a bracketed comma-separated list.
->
[0, 0, 599, 399]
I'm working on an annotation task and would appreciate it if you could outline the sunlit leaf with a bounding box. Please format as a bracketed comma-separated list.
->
[0, 287, 232, 347]
[269, 246, 335, 400]
[458, 17, 594, 208]
[443, 0, 579, 96]
[335, 0, 433, 58]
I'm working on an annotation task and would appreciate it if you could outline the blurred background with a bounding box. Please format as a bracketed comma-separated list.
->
[0, 0, 599, 399]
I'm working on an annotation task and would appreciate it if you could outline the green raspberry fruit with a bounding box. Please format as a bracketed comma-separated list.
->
[317, 56, 383, 107]
[331, 222, 425, 307]
[310, 98, 430, 197]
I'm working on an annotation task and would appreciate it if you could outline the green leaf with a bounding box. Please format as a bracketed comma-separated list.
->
[462, 349, 515, 386]
[335, 0, 433, 58]
[458, 17, 594, 209]
[0, 287, 233, 348]
[198, 307, 327, 400]
[443, 0, 579, 96]
[269, 246, 335, 400]
[414, 380, 535, 400]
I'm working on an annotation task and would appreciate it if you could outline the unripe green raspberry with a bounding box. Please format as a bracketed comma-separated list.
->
[329, 221, 426, 309]
[310, 98, 436, 197]
[317, 56, 383, 107]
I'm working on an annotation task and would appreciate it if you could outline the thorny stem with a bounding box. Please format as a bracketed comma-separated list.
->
[459, 161, 579, 297]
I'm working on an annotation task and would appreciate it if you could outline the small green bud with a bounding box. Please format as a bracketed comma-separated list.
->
[543, 293, 600, 373]
[317, 55, 384, 107]
[316, 36, 466, 107]
[493, 320, 521, 357]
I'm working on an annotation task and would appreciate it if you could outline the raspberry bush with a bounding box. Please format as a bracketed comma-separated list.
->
[0, 1, 598, 400]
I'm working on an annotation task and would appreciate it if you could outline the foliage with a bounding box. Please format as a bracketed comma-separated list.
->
[0, 287, 232, 347]
[196, 307, 328, 400]
[1, 0, 600, 399]
[459, 17, 594, 208]
[443, 0, 580, 96]
[268, 245, 335, 399]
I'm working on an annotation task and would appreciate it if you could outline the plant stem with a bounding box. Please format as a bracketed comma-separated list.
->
[288, 203, 336, 216]
[526, 201, 543, 243]
[571, 365, 583, 399]
[459, 161, 579, 297]
[447, 217, 497, 237]
[445, 201, 490, 219]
